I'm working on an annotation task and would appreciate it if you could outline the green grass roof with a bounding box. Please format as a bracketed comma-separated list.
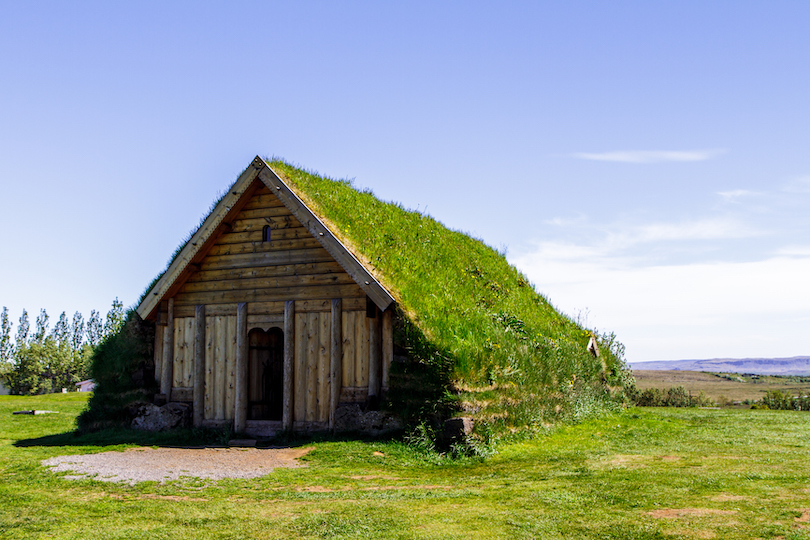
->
[268, 159, 630, 432]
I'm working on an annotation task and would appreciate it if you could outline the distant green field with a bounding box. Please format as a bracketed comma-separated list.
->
[633, 369, 810, 404]
[2, 393, 810, 539]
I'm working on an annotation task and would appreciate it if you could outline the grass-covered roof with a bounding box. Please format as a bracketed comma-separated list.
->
[266, 159, 631, 434]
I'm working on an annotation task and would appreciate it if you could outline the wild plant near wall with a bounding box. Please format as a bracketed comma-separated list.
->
[77, 310, 156, 430]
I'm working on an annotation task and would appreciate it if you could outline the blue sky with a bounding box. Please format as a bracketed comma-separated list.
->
[1, 1, 808, 362]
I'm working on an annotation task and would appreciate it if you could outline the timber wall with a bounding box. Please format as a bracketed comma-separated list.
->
[167, 183, 367, 313]
[152, 181, 389, 428]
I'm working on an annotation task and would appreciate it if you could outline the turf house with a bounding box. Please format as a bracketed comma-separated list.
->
[110, 156, 629, 440]
[136, 157, 398, 437]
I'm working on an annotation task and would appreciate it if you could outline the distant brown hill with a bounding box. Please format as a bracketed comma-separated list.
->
[630, 356, 810, 376]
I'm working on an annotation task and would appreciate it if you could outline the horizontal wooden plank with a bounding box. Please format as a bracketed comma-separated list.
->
[185, 261, 345, 283]
[241, 193, 285, 210]
[173, 297, 367, 318]
[292, 421, 329, 432]
[170, 387, 193, 402]
[250, 298, 367, 313]
[234, 206, 294, 220]
[247, 314, 284, 327]
[179, 272, 357, 294]
[174, 303, 238, 318]
[340, 298, 367, 311]
[206, 237, 322, 257]
[339, 386, 369, 403]
[199, 248, 335, 271]
[211, 227, 313, 246]
[246, 300, 330, 314]
[230, 215, 303, 233]
[201, 418, 230, 429]
[173, 284, 366, 306]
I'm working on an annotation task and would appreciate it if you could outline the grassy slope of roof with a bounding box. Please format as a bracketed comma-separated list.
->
[269, 160, 631, 433]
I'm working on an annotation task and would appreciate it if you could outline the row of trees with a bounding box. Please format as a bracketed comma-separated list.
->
[0, 299, 126, 395]
[758, 389, 810, 411]
[629, 385, 715, 408]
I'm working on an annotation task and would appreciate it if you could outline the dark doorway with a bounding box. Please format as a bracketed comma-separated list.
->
[248, 327, 284, 421]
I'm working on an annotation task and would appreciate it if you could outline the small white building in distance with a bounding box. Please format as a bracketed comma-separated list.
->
[76, 380, 96, 392]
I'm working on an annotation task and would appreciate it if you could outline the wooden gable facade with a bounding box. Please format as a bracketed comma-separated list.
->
[136, 157, 396, 436]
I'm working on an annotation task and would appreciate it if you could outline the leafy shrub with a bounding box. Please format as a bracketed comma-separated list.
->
[759, 389, 810, 411]
[631, 386, 714, 408]
[635, 387, 663, 407]
[665, 386, 690, 407]
[77, 311, 156, 431]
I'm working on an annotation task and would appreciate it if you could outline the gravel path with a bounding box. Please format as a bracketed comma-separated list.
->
[42, 446, 313, 485]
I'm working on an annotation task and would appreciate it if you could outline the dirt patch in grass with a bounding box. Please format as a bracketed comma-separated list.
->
[710, 493, 750, 502]
[42, 446, 313, 485]
[298, 484, 454, 493]
[596, 454, 686, 469]
[108, 493, 208, 502]
[647, 508, 737, 519]
[592, 454, 647, 469]
[795, 510, 810, 523]
[669, 529, 716, 539]
[609, 454, 643, 465]
[301, 486, 334, 493]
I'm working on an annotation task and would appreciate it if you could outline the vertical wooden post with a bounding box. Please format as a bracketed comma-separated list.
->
[160, 298, 174, 398]
[368, 307, 381, 400]
[381, 308, 393, 392]
[234, 302, 248, 434]
[153, 311, 163, 385]
[193, 305, 206, 427]
[329, 299, 342, 430]
[283, 300, 295, 431]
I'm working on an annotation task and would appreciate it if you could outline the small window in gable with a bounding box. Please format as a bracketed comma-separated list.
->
[262, 225, 271, 242]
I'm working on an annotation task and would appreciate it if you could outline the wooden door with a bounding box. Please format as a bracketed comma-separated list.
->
[247, 327, 284, 420]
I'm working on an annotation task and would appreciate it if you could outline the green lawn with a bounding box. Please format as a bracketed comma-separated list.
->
[1, 393, 809, 539]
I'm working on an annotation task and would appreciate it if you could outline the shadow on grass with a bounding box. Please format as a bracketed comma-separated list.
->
[14, 426, 404, 450]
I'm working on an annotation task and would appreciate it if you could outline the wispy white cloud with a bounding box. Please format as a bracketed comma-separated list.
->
[571, 149, 725, 164]
[543, 215, 587, 227]
[782, 175, 810, 193]
[622, 218, 761, 244]
[774, 245, 810, 257]
[717, 189, 761, 201]
[546, 216, 762, 253]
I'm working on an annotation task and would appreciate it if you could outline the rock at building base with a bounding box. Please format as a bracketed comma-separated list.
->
[131, 402, 191, 431]
[441, 417, 474, 447]
[333, 403, 403, 436]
